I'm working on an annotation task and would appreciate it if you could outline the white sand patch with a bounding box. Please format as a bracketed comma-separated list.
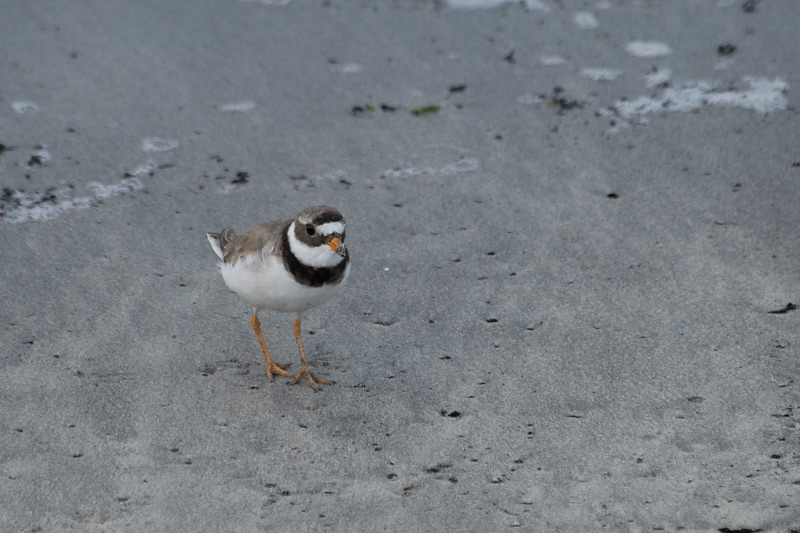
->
[340, 63, 363, 74]
[445, 0, 549, 8]
[87, 179, 144, 200]
[574, 11, 599, 30]
[127, 160, 157, 177]
[518, 93, 544, 104]
[581, 68, 622, 81]
[540, 55, 567, 66]
[645, 67, 672, 88]
[612, 76, 788, 120]
[12, 101, 39, 114]
[383, 157, 479, 179]
[1, 179, 144, 224]
[219, 101, 256, 112]
[142, 138, 179, 153]
[445, 0, 515, 8]
[626, 41, 673, 58]
[241, 0, 292, 5]
[524, 0, 551, 12]
[312, 168, 359, 182]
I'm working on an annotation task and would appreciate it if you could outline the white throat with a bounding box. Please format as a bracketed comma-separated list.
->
[287, 221, 345, 268]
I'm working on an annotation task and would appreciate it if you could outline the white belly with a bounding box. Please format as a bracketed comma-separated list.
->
[221, 253, 349, 313]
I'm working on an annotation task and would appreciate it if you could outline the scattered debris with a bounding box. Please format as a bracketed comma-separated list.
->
[351, 105, 375, 115]
[769, 303, 797, 315]
[426, 463, 452, 473]
[548, 87, 582, 113]
[742, 0, 759, 13]
[26, 148, 51, 167]
[231, 171, 249, 185]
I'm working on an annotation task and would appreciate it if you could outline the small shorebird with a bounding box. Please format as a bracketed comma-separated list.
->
[207, 206, 350, 389]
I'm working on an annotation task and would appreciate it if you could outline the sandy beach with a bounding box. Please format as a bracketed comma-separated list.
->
[1, 0, 798, 530]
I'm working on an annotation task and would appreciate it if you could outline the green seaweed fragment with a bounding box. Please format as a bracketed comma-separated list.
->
[410, 105, 440, 116]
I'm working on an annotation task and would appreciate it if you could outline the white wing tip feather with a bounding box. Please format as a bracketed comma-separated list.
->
[207, 232, 224, 260]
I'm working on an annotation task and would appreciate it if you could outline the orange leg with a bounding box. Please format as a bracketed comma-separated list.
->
[250, 314, 293, 379]
[289, 315, 334, 389]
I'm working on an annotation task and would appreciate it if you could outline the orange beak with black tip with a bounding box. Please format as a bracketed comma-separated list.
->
[327, 236, 346, 257]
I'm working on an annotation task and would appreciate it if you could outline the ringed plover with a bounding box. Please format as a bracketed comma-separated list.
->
[207, 206, 350, 389]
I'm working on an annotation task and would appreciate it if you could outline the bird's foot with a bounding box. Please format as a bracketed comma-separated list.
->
[288, 364, 334, 390]
[266, 361, 293, 380]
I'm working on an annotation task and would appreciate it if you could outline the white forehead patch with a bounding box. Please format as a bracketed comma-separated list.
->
[316, 221, 345, 236]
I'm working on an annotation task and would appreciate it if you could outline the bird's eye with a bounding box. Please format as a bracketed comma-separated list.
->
[305, 225, 315, 236]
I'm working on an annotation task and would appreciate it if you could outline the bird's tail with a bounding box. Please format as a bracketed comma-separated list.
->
[207, 227, 238, 259]
[206, 232, 224, 259]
